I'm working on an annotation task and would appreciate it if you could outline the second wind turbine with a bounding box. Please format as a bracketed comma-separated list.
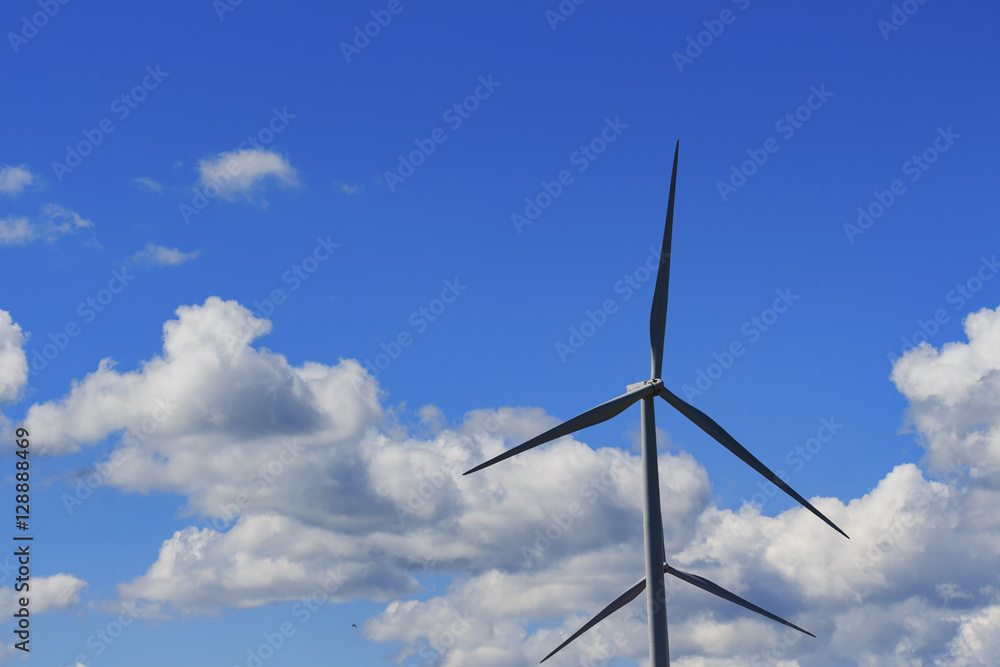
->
[464, 143, 849, 666]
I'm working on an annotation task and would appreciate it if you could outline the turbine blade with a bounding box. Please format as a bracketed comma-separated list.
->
[540, 577, 647, 663]
[665, 564, 816, 638]
[540, 560, 815, 663]
[658, 388, 849, 539]
[465, 383, 657, 475]
[649, 140, 679, 381]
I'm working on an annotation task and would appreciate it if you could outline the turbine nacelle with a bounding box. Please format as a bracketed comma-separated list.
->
[627, 378, 662, 393]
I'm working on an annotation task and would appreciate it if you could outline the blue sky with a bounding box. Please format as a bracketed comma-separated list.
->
[2, 0, 1000, 665]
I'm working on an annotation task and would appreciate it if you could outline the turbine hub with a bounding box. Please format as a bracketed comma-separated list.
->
[626, 378, 663, 394]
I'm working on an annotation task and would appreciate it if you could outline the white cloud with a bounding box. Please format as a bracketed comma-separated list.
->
[0, 204, 93, 245]
[26, 299, 1000, 664]
[0, 574, 86, 614]
[196, 149, 298, 201]
[131, 176, 164, 193]
[0, 310, 27, 404]
[0, 164, 34, 195]
[39, 203, 92, 237]
[24, 298, 706, 611]
[333, 180, 363, 195]
[941, 604, 1000, 665]
[128, 242, 199, 268]
[892, 305, 1000, 480]
[0, 216, 33, 245]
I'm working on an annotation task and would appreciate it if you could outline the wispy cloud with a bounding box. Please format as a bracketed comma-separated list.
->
[128, 242, 199, 268]
[131, 176, 164, 193]
[196, 149, 298, 202]
[0, 217, 32, 245]
[0, 204, 93, 245]
[333, 180, 363, 195]
[0, 164, 34, 195]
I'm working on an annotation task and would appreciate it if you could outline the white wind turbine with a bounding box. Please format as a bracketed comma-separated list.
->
[464, 143, 848, 665]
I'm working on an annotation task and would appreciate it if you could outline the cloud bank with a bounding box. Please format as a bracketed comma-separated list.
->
[21, 300, 1000, 664]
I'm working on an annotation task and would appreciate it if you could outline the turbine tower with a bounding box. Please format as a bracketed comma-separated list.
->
[464, 142, 849, 665]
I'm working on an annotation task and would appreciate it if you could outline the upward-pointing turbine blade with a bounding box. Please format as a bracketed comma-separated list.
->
[464, 382, 658, 475]
[664, 564, 816, 638]
[540, 561, 815, 663]
[658, 387, 849, 539]
[539, 576, 647, 663]
[649, 140, 679, 381]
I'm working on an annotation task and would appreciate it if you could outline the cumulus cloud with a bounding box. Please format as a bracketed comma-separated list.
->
[128, 242, 199, 268]
[0, 204, 93, 245]
[942, 604, 1000, 665]
[196, 149, 298, 201]
[0, 310, 28, 404]
[27, 299, 1000, 664]
[892, 305, 1000, 480]
[0, 164, 34, 195]
[24, 298, 706, 612]
[0, 574, 86, 614]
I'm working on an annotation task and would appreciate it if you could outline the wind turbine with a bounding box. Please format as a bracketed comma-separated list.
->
[464, 142, 849, 666]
